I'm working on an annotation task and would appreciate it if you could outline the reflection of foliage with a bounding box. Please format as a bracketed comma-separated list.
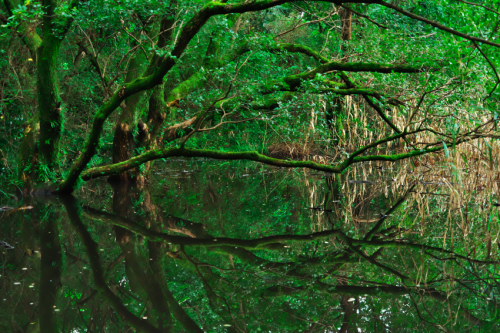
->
[1, 160, 499, 331]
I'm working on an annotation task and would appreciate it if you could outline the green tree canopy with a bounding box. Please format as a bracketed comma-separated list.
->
[0, 0, 499, 193]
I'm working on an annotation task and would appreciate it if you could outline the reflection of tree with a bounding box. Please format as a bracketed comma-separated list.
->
[39, 205, 62, 333]
[0, 202, 60, 332]
[3, 157, 499, 332]
[62, 186, 204, 333]
[67, 185, 499, 332]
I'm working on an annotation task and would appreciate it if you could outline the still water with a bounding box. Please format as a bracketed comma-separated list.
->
[0, 159, 498, 332]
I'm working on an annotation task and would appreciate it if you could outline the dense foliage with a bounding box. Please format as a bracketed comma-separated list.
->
[0, 0, 499, 193]
[1, 0, 500, 332]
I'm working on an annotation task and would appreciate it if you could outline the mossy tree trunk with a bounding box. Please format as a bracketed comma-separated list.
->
[37, 36, 63, 174]
[9, 0, 75, 191]
[111, 49, 149, 182]
[37, 0, 74, 174]
[18, 114, 40, 195]
[135, 15, 177, 181]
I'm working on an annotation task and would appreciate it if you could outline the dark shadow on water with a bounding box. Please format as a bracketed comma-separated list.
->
[0, 161, 498, 332]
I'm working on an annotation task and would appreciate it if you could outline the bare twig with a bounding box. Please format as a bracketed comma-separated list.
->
[199, 113, 277, 132]
[340, 4, 387, 29]
[455, 0, 500, 16]
[180, 53, 253, 146]
[472, 41, 500, 98]
[275, 8, 338, 40]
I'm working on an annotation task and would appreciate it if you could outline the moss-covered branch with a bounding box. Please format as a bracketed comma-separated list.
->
[258, 61, 433, 95]
[339, 71, 402, 133]
[274, 43, 331, 64]
[80, 143, 444, 181]
[3, 0, 42, 57]
[270, 43, 406, 133]
[55, 0, 440, 193]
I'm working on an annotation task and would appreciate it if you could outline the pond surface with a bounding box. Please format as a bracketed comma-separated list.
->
[0, 159, 498, 332]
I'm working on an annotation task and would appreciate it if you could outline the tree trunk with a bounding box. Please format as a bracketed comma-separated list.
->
[37, 24, 64, 173]
[135, 84, 168, 181]
[339, 6, 353, 59]
[134, 16, 177, 181]
[111, 13, 178, 182]
[18, 114, 40, 194]
[14, 0, 68, 192]
[110, 48, 149, 182]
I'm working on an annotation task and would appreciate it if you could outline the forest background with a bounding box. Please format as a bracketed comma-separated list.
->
[1, 1, 500, 332]
[0, 0, 499, 193]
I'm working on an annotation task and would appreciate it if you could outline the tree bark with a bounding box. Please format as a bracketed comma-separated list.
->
[18, 114, 40, 194]
[37, 0, 65, 172]
[110, 48, 149, 182]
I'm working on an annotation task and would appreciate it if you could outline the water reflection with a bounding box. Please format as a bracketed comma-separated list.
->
[0, 160, 498, 332]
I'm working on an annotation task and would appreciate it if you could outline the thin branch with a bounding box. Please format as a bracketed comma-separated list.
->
[376, 0, 500, 48]
[120, 18, 149, 58]
[455, 0, 500, 16]
[472, 40, 500, 98]
[339, 71, 402, 133]
[181, 53, 252, 146]
[198, 113, 276, 132]
[340, 4, 387, 29]
[275, 8, 338, 39]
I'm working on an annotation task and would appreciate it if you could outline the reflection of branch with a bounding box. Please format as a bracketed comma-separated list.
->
[105, 252, 125, 279]
[353, 239, 500, 265]
[179, 246, 240, 332]
[260, 296, 332, 328]
[61, 197, 162, 333]
[363, 185, 415, 241]
[147, 242, 202, 333]
[84, 206, 285, 249]
[82, 199, 493, 328]
[262, 280, 487, 328]
[85, 205, 499, 269]
[408, 294, 451, 333]
[261, 283, 416, 297]
[343, 235, 411, 284]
